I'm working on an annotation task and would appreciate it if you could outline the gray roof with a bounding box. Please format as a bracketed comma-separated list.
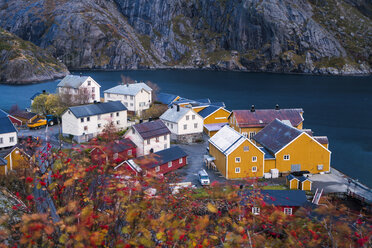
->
[0, 157, 7, 166]
[253, 119, 302, 155]
[209, 125, 246, 155]
[104, 83, 152, 96]
[133, 120, 171, 140]
[68, 101, 127, 118]
[160, 107, 192, 123]
[57, 75, 90, 88]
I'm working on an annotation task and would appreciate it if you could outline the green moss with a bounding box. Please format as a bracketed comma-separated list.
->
[315, 57, 347, 69]
[206, 50, 231, 64]
[139, 34, 151, 51]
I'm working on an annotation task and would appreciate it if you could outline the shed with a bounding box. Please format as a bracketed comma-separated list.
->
[286, 174, 300, 190]
[299, 176, 312, 191]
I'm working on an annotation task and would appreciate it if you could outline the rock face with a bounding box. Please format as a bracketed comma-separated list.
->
[0, 0, 370, 75]
[0, 28, 69, 84]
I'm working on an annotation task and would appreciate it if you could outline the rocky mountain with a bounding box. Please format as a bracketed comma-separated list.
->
[0, 28, 69, 84]
[0, 0, 370, 75]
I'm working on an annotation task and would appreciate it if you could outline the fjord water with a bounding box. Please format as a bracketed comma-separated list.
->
[0, 70, 371, 187]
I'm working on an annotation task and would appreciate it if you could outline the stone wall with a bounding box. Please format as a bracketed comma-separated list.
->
[172, 132, 203, 144]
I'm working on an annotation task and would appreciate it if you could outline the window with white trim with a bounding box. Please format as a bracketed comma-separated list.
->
[87, 117, 90, 122]
[252, 207, 260, 215]
[186, 115, 189, 121]
[252, 156, 257, 162]
[252, 166, 257, 172]
[81, 118, 84, 123]
[235, 157, 241, 163]
[127, 150, 132, 156]
[235, 167, 241, 173]
[156, 137, 159, 143]
[179, 158, 183, 163]
[147, 139, 150, 145]
[194, 123, 198, 128]
[317, 164, 323, 170]
[192, 115, 195, 120]
[0, 138, 3, 144]
[284, 208, 292, 215]
[9, 137, 14, 143]
[97, 115, 101, 120]
[164, 144, 167, 149]
[242, 132, 248, 137]
[284, 155, 290, 160]
[243, 146, 249, 152]
[97, 124, 101, 128]
[117, 120, 120, 125]
[155, 166, 160, 172]
[183, 124, 187, 130]
[113, 153, 118, 160]
[168, 161, 172, 168]
[249, 132, 256, 139]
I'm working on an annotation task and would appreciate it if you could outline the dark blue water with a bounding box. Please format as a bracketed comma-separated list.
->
[1, 70, 371, 187]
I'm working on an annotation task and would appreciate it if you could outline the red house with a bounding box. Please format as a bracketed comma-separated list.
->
[240, 190, 309, 216]
[0, 109, 22, 126]
[90, 138, 137, 165]
[116, 146, 188, 176]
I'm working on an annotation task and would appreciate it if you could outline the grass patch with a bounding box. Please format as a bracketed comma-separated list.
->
[261, 185, 288, 190]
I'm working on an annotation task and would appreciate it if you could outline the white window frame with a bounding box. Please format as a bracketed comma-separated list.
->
[97, 115, 101, 120]
[249, 132, 256, 139]
[116, 120, 120, 125]
[284, 208, 292, 215]
[284, 155, 290, 161]
[243, 146, 249, 152]
[0, 138, 2, 144]
[252, 166, 257, 172]
[194, 123, 198, 129]
[9, 137, 14, 143]
[147, 139, 150, 145]
[164, 144, 167, 149]
[235, 167, 240, 173]
[192, 115, 195, 120]
[155, 166, 160, 172]
[164, 135, 167, 140]
[317, 164, 324, 170]
[186, 115, 189, 121]
[252, 207, 260, 215]
[168, 161, 172, 168]
[127, 150, 132, 156]
[242, 132, 248, 137]
[179, 158, 183, 163]
[183, 124, 187, 130]
[252, 156, 257, 162]
[235, 157, 241, 163]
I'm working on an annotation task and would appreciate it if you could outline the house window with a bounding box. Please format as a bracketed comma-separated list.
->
[92, 87, 95, 93]
[97, 115, 101, 120]
[235, 157, 241, 163]
[107, 93, 110, 97]
[9, 137, 14, 143]
[183, 124, 187, 130]
[168, 161, 172, 168]
[84, 126, 88, 131]
[124, 102, 128, 107]
[243, 146, 249, 152]
[68, 110, 71, 115]
[164, 135, 167, 140]
[117, 120, 120, 125]
[164, 144, 167, 149]
[130, 103, 133, 106]
[0, 138, 3, 144]
[130, 96, 134, 100]
[252, 207, 260, 215]
[156, 137, 159, 143]
[252, 166, 257, 172]
[88, 81, 91, 86]
[284, 155, 290, 160]
[87, 117, 90, 122]
[110, 113, 113, 118]
[242, 132, 248, 137]
[124, 95, 127, 100]
[284, 208, 292, 215]
[155, 166, 160, 172]
[252, 156, 257, 162]
[116, 112, 119, 117]
[171, 124, 173, 129]
[81, 118, 84, 123]
[235, 167, 240, 173]
[113, 153, 118, 160]
[127, 150, 132, 156]
[249, 132, 256, 139]
[179, 158, 183, 163]
[186, 115, 189, 121]
[192, 115, 195, 120]
[317, 164, 324, 170]
[147, 139, 150, 145]
[132, 128, 135, 134]
[194, 123, 198, 128]
[98, 124, 101, 128]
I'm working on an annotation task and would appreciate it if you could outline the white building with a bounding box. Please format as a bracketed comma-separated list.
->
[104, 83, 152, 115]
[62, 101, 127, 143]
[57, 75, 101, 103]
[160, 105, 204, 143]
[0, 110, 17, 149]
[124, 120, 170, 156]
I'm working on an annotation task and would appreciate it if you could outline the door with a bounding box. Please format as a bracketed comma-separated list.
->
[291, 164, 301, 172]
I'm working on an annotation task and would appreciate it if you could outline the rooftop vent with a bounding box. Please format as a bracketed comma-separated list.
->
[177, 105, 180, 112]
[275, 104, 280, 110]
[251, 105, 255, 112]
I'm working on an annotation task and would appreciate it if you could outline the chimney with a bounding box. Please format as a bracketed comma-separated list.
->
[177, 105, 180, 112]
[250, 105, 255, 112]
[275, 104, 280, 110]
[171, 105, 174, 109]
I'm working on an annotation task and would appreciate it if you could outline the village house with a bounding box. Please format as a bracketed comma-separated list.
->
[90, 138, 136, 165]
[0, 110, 18, 150]
[241, 190, 309, 216]
[197, 105, 231, 137]
[228, 105, 304, 140]
[159, 105, 203, 143]
[57, 75, 101, 103]
[286, 174, 313, 191]
[62, 101, 127, 143]
[104, 82, 152, 115]
[253, 119, 331, 175]
[172, 97, 226, 113]
[0, 145, 30, 175]
[10, 111, 36, 126]
[157, 93, 180, 106]
[208, 125, 265, 179]
[117, 146, 188, 176]
[124, 120, 170, 156]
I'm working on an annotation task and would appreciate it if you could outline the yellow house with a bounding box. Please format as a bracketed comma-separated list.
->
[253, 119, 331, 174]
[0, 146, 30, 175]
[299, 176, 312, 191]
[228, 105, 304, 140]
[209, 125, 265, 179]
[199, 106, 231, 137]
[286, 174, 299, 189]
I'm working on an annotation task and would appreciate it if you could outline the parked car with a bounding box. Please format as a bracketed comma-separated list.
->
[198, 169, 210, 186]
[45, 115, 61, 126]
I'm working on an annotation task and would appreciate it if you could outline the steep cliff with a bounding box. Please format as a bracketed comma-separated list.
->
[0, 28, 69, 84]
[0, 0, 370, 75]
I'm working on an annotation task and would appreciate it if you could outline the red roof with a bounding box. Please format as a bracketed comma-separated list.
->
[231, 108, 304, 128]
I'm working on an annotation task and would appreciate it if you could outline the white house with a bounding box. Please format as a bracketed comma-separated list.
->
[104, 82, 152, 115]
[57, 75, 101, 103]
[62, 101, 127, 143]
[0, 110, 17, 149]
[124, 120, 170, 156]
[160, 105, 204, 143]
